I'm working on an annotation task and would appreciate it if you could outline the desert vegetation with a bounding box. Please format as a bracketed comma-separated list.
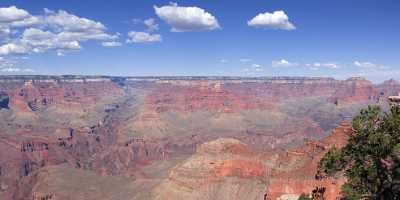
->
[315, 105, 400, 199]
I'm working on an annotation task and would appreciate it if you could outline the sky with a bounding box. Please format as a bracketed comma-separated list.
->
[0, 0, 399, 82]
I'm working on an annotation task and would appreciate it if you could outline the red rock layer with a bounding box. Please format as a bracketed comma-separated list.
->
[152, 123, 352, 200]
[0, 77, 398, 200]
[145, 83, 274, 114]
[0, 80, 123, 113]
[265, 123, 353, 200]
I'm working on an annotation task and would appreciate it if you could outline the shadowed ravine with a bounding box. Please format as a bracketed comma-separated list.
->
[0, 76, 399, 200]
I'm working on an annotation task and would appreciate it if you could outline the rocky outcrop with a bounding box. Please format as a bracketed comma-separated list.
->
[87, 138, 169, 176]
[152, 138, 267, 200]
[152, 123, 352, 200]
[32, 192, 56, 200]
[265, 123, 352, 200]
[0, 76, 398, 199]
[0, 77, 123, 115]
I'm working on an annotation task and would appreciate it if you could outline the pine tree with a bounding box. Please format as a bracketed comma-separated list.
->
[318, 105, 400, 199]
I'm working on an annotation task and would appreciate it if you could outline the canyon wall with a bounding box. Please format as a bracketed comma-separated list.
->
[0, 76, 399, 199]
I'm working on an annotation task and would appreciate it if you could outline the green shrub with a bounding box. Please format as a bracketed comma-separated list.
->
[318, 105, 400, 199]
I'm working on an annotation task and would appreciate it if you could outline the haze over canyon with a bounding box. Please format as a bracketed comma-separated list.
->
[0, 75, 399, 200]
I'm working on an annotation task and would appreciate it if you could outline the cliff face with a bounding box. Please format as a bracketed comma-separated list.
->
[0, 76, 398, 200]
[152, 138, 267, 200]
[145, 77, 374, 113]
[0, 78, 125, 199]
[265, 123, 352, 200]
[0, 78, 122, 114]
[152, 123, 352, 200]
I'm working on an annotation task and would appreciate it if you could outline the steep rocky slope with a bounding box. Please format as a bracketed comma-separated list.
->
[151, 138, 267, 200]
[152, 123, 352, 200]
[0, 76, 398, 199]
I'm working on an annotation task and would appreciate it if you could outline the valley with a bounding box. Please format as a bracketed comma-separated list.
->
[0, 76, 399, 200]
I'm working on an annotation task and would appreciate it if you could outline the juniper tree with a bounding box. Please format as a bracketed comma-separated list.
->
[318, 105, 400, 200]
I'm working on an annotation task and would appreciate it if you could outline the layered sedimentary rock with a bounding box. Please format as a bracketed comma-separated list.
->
[152, 138, 267, 200]
[265, 123, 352, 200]
[0, 76, 398, 199]
[152, 123, 352, 200]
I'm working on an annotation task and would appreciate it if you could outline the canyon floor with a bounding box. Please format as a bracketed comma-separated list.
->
[0, 76, 399, 200]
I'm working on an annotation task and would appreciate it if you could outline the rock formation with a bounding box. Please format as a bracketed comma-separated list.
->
[0, 76, 398, 199]
[152, 123, 352, 200]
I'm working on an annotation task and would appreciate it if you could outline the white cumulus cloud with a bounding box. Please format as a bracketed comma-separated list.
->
[44, 9, 106, 32]
[19, 28, 82, 53]
[10, 15, 42, 27]
[354, 61, 384, 69]
[306, 62, 339, 69]
[127, 31, 161, 43]
[272, 59, 298, 67]
[0, 5, 124, 72]
[0, 7, 119, 56]
[154, 2, 220, 32]
[0, 25, 11, 39]
[0, 43, 29, 56]
[248, 10, 295, 30]
[144, 18, 159, 32]
[0, 6, 30, 23]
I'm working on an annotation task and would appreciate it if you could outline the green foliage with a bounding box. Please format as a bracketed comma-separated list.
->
[318, 105, 400, 199]
[340, 183, 363, 200]
[318, 147, 346, 176]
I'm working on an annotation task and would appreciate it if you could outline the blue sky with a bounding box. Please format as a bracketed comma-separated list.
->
[0, 0, 399, 82]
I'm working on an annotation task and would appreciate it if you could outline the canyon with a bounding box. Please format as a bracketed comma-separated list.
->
[0, 75, 399, 200]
